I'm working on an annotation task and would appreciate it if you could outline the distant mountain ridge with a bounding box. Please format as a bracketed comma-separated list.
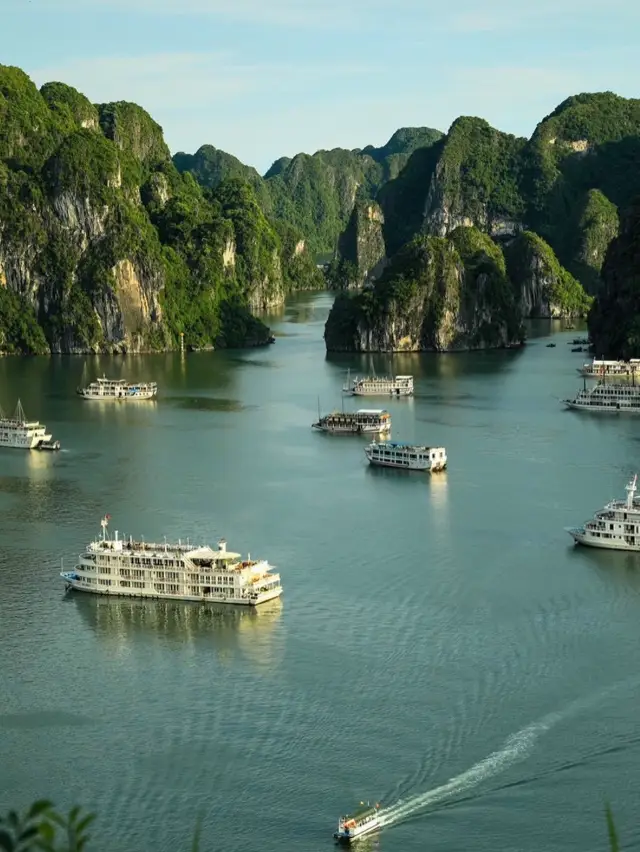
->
[173, 127, 444, 254]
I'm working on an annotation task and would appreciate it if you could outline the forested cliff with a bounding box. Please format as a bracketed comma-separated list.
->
[3, 67, 640, 357]
[0, 66, 321, 355]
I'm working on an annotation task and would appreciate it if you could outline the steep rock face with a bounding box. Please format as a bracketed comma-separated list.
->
[0, 65, 316, 355]
[324, 228, 524, 352]
[370, 93, 640, 304]
[335, 200, 387, 288]
[504, 231, 592, 318]
[568, 189, 619, 292]
[588, 197, 640, 358]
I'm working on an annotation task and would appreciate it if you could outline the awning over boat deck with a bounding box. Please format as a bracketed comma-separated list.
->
[187, 545, 241, 560]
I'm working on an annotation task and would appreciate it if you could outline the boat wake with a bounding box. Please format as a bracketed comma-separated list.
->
[379, 675, 640, 830]
[378, 713, 558, 828]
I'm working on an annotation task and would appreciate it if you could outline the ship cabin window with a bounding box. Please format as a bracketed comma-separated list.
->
[168, 584, 179, 594]
[132, 581, 144, 589]
[120, 580, 130, 588]
[99, 579, 112, 586]
[190, 586, 199, 595]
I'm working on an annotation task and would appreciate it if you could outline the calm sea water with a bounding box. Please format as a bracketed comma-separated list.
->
[1, 292, 640, 852]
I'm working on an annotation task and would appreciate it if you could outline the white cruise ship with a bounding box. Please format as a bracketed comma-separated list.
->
[566, 475, 640, 551]
[77, 376, 158, 400]
[0, 399, 59, 450]
[61, 517, 282, 606]
[334, 803, 382, 843]
[563, 381, 640, 413]
[365, 441, 447, 471]
[579, 358, 640, 378]
[343, 371, 413, 397]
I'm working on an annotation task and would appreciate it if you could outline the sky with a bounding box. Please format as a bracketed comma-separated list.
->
[2, 0, 640, 173]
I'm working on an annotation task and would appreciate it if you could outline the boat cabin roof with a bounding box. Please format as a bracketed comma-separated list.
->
[356, 409, 389, 415]
[343, 805, 378, 822]
[395, 375, 413, 379]
[372, 441, 443, 451]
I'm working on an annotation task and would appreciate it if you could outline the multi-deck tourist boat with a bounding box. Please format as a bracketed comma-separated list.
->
[579, 358, 640, 378]
[60, 516, 282, 606]
[343, 371, 414, 397]
[566, 475, 640, 551]
[365, 441, 447, 471]
[334, 803, 382, 843]
[563, 381, 640, 413]
[312, 408, 391, 435]
[77, 376, 158, 400]
[0, 400, 60, 450]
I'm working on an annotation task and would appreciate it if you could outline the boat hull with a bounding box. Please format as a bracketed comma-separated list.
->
[313, 424, 390, 435]
[60, 572, 283, 606]
[365, 455, 446, 471]
[78, 391, 156, 400]
[333, 821, 381, 843]
[563, 400, 640, 414]
[565, 527, 640, 551]
[0, 433, 52, 449]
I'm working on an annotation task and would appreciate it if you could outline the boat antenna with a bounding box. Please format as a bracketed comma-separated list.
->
[626, 474, 638, 509]
[317, 396, 321, 420]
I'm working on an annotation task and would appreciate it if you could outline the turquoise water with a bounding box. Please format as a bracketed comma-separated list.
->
[1, 292, 640, 851]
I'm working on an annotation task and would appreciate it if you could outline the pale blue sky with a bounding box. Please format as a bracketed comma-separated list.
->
[2, 0, 639, 172]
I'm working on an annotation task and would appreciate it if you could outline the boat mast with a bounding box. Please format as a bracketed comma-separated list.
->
[13, 399, 26, 423]
[626, 475, 638, 509]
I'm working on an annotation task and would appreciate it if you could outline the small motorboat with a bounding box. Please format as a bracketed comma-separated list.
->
[334, 803, 382, 843]
[546, 343, 556, 348]
[35, 439, 61, 451]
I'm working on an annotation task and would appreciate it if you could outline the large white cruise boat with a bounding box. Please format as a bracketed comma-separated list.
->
[566, 475, 640, 551]
[77, 376, 158, 400]
[0, 400, 60, 450]
[343, 371, 413, 397]
[579, 358, 640, 378]
[61, 517, 282, 606]
[334, 803, 382, 843]
[365, 441, 447, 471]
[563, 381, 640, 413]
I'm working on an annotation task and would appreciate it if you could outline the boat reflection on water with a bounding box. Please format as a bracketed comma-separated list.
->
[567, 541, 640, 596]
[71, 595, 284, 670]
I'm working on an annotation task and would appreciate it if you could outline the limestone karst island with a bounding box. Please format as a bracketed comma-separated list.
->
[1, 67, 639, 358]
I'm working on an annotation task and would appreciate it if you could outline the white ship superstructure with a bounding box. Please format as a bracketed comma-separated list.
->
[343, 371, 413, 397]
[0, 399, 59, 450]
[61, 517, 282, 606]
[365, 441, 447, 471]
[77, 376, 157, 400]
[579, 358, 640, 378]
[563, 381, 640, 413]
[566, 475, 640, 551]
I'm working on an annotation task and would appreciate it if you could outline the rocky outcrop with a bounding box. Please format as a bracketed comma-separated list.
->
[324, 228, 524, 352]
[588, 196, 640, 359]
[336, 200, 387, 287]
[504, 231, 592, 318]
[0, 65, 316, 354]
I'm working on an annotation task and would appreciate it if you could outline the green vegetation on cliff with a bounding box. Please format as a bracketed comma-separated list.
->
[174, 128, 443, 254]
[325, 226, 523, 352]
[505, 231, 593, 317]
[370, 93, 640, 304]
[0, 64, 321, 355]
[589, 197, 640, 358]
